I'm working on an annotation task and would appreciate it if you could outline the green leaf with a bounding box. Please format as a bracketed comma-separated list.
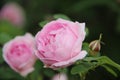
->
[71, 62, 93, 74]
[39, 14, 71, 27]
[72, 56, 120, 77]
[0, 20, 24, 37]
[56, 68, 68, 73]
[100, 56, 120, 71]
[0, 33, 12, 45]
[53, 14, 71, 20]
[84, 56, 120, 71]
[39, 20, 49, 27]
[83, 57, 99, 61]
[101, 65, 118, 77]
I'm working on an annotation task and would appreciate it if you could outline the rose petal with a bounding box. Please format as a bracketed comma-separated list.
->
[50, 50, 87, 69]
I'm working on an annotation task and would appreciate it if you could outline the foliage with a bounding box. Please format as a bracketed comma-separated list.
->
[0, 0, 120, 80]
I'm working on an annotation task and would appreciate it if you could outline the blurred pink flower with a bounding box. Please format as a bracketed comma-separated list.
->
[0, 2, 25, 27]
[52, 73, 68, 80]
[35, 18, 87, 69]
[3, 33, 37, 77]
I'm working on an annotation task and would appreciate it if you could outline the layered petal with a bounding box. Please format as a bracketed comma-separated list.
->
[35, 18, 87, 69]
[50, 51, 87, 69]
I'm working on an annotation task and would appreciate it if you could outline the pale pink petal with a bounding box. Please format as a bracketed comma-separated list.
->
[50, 51, 87, 69]
[75, 22, 86, 41]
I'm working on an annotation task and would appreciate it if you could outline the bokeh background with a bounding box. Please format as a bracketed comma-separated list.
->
[0, 0, 120, 80]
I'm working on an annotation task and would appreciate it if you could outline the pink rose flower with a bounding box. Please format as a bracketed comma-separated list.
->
[52, 73, 68, 80]
[35, 18, 87, 69]
[0, 2, 25, 27]
[3, 33, 37, 77]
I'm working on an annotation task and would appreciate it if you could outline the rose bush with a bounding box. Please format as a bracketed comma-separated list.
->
[35, 18, 87, 69]
[2, 33, 37, 77]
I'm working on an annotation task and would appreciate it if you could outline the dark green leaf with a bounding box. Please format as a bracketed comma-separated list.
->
[83, 57, 99, 61]
[99, 56, 120, 71]
[56, 68, 68, 73]
[71, 62, 93, 74]
[73, 56, 120, 77]
[39, 20, 49, 27]
[84, 56, 120, 71]
[0, 20, 24, 37]
[101, 65, 118, 77]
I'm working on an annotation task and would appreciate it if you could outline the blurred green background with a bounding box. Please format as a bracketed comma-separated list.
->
[0, 0, 120, 80]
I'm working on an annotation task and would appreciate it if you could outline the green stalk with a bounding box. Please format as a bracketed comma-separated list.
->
[79, 73, 86, 80]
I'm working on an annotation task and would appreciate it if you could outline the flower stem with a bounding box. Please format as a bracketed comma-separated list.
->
[79, 73, 86, 80]
[99, 33, 102, 41]
[25, 73, 33, 80]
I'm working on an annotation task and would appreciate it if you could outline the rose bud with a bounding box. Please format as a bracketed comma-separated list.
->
[2, 33, 37, 77]
[35, 18, 87, 69]
[0, 2, 25, 27]
[89, 40, 101, 52]
[52, 73, 68, 80]
[89, 34, 102, 54]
